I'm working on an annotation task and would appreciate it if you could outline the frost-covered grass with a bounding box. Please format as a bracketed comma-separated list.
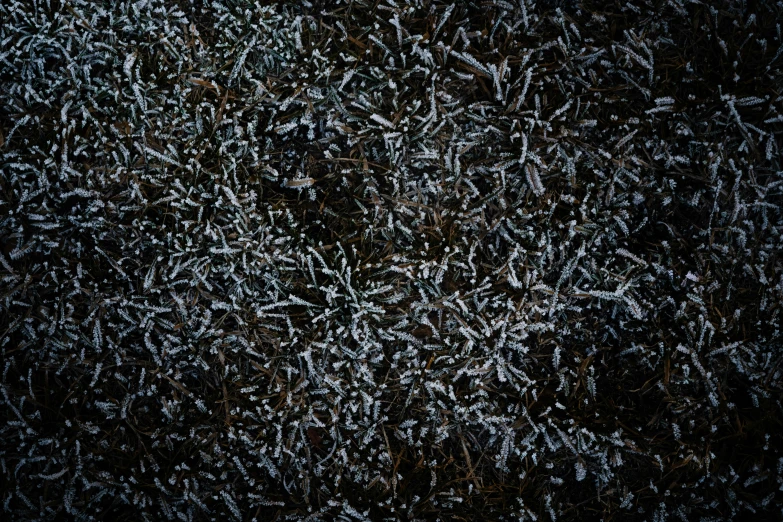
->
[1, 0, 782, 520]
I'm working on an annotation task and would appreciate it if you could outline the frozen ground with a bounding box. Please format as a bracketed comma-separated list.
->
[1, 1, 782, 520]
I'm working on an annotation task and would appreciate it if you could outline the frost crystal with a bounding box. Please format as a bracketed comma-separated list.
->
[1, 1, 782, 521]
